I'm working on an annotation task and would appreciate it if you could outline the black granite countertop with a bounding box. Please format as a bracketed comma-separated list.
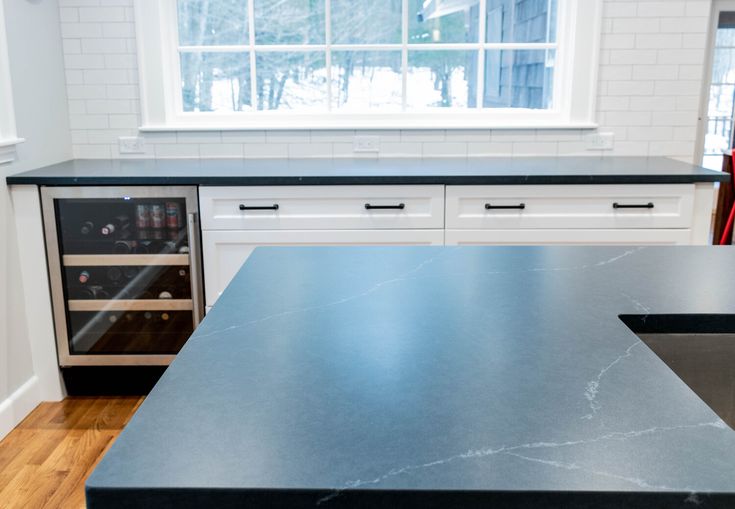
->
[6, 157, 729, 186]
[87, 246, 735, 508]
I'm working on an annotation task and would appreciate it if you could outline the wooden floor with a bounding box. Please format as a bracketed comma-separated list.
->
[0, 396, 143, 509]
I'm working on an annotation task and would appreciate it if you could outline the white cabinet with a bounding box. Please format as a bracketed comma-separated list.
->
[446, 184, 695, 230]
[200, 183, 714, 307]
[445, 183, 713, 246]
[200, 185, 445, 230]
[203, 229, 444, 305]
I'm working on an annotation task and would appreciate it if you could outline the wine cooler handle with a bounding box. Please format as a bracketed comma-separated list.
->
[187, 212, 203, 327]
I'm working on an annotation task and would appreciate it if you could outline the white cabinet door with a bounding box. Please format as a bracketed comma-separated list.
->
[446, 184, 695, 230]
[203, 229, 445, 305]
[200, 185, 445, 230]
[445, 229, 691, 246]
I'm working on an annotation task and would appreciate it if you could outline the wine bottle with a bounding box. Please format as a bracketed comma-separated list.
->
[123, 267, 139, 279]
[78, 270, 91, 284]
[132, 241, 150, 254]
[160, 312, 170, 322]
[113, 241, 133, 254]
[79, 286, 110, 300]
[158, 290, 173, 299]
[80, 221, 95, 235]
[106, 267, 122, 283]
[100, 215, 131, 237]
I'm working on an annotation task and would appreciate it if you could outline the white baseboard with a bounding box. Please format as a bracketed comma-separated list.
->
[0, 376, 41, 441]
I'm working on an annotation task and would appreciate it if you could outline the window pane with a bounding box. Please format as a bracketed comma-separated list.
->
[180, 52, 251, 112]
[331, 51, 402, 111]
[709, 84, 735, 117]
[254, 0, 325, 45]
[331, 0, 402, 44]
[406, 51, 477, 108]
[486, 0, 558, 43]
[255, 52, 327, 110]
[712, 49, 735, 84]
[484, 49, 555, 109]
[717, 28, 735, 47]
[177, 0, 248, 46]
[409, 0, 479, 43]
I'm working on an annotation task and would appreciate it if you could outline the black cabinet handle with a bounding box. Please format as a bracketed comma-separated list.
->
[613, 202, 654, 209]
[365, 203, 405, 210]
[485, 203, 526, 210]
[239, 204, 279, 211]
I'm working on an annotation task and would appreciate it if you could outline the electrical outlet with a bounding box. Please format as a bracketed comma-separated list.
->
[586, 132, 615, 151]
[119, 136, 146, 154]
[353, 135, 380, 153]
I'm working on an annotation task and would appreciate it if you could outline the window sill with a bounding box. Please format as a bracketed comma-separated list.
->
[139, 123, 599, 132]
[0, 137, 24, 164]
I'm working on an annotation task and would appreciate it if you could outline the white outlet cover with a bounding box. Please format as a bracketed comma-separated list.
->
[586, 132, 615, 151]
[119, 136, 146, 154]
[353, 136, 380, 152]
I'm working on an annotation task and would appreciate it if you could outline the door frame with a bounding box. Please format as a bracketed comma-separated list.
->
[696, 0, 735, 166]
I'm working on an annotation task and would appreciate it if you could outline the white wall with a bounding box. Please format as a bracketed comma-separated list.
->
[59, 0, 712, 163]
[0, 0, 71, 439]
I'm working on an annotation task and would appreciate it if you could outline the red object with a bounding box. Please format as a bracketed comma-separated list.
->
[720, 205, 735, 245]
[718, 150, 735, 245]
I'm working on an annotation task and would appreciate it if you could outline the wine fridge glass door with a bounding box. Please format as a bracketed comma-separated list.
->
[41, 186, 202, 366]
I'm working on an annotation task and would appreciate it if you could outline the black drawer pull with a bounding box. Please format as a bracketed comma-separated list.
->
[613, 202, 654, 209]
[239, 204, 279, 211]
[365, 203, 405, 210]
[485, 203, 526, 210]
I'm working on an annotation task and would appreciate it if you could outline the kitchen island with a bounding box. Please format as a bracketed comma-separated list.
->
[86, 246, 735, 508]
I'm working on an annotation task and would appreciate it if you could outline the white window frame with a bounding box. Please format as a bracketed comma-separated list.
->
[0, 0, 23, 162]
[135, 0, 602, 131]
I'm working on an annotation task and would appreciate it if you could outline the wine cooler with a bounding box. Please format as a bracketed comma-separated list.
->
[41, 186, 203, 366]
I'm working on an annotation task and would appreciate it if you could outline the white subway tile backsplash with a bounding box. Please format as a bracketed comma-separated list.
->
[467, 142, 513, 156]
[199, 143, 245, 158]
[59, 0, 712, 162]
[638, 2, 686, 17]
[242, 143, 289, 158]
[154, 143, 200, 158]
[221, 131, 266, 143]
[79, 7, 125, 22]
[422, 142, 468, 157]
[288, 143, 333, 158]
[176, 131, 223, 144]
[379, 142, 422, 158]
[401, 130, 446, 142]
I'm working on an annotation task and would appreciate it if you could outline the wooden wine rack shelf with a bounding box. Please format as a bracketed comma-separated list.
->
[63, 254, 190, 267]
[67, 299, 194, 312]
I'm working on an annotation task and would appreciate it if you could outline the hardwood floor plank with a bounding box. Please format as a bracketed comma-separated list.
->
[0, 396, 142, 509]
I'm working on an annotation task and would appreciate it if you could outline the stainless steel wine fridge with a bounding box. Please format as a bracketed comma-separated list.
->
[41, 186, 204, 366]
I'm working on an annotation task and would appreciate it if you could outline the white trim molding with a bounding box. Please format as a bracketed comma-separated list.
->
[0, 0, 23, 162]
[134, 0, 602, 131]
[0, 376, 40, 441]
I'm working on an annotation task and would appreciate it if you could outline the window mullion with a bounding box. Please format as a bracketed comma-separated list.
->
[401, 0, 408, 111]
[247, 0, 257, 110]
[477, 0, 487, 109]
[325, 0, 331, 112]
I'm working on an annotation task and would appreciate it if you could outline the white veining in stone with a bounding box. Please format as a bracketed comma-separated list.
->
[317, 420, 726, 505]
[195, 248, 459, 341]
[582, 341, 641, 420]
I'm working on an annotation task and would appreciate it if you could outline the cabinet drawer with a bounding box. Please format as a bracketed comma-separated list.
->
[446, 185, 695, 230]
[200, 186, 444, 230]
[202, 229, 445, 305]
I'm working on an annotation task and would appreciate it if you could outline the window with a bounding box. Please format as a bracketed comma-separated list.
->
[0, 0, 22, 162]
[135, 0, 602, 129]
